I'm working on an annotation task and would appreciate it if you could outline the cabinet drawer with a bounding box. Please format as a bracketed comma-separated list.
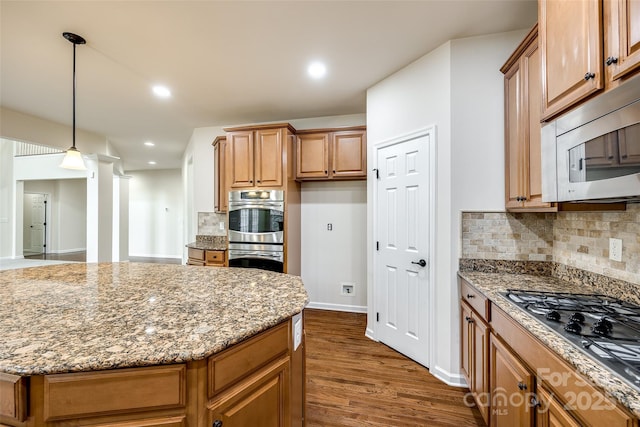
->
[0, 373, 27, 421]
[43, 365, 186, 421]
[188, 248, 205, 261]
[205, 250, 225, 265]
[208, 320, 289, 398]
[460, 278, 489, 321]
[91, 415, 186, 427]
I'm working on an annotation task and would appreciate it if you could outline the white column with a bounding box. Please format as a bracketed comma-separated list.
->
[86, 154, 118, 262]
[112, 175, 130, 261]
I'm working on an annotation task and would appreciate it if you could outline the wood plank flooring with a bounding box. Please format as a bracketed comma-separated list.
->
[304, 309, 486, 427]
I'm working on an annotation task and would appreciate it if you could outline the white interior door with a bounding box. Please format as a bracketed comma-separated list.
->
[24, 193, 47, 255]
[374, 131, 433, 367]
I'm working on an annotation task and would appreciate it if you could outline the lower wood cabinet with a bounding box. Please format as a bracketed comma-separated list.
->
[0, 316, 304, 427]
[489, 333, 534, 427]
[187, 248, 227, 267]
[208, 357, 290, 427]
[459, 277, 637, 427]
[535, 385, 581, 427]
[461, 301, 490, 424]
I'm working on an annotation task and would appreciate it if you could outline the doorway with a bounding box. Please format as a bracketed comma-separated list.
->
[373, 127, 436, 368]
[23, 193, 49, 256]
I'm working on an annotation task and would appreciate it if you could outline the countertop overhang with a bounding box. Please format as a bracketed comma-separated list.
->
[0, 262, 308, 376]
[459, 270, 640, 418]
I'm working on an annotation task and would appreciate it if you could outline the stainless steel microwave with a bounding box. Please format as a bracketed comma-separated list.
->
[542, 74, 640, 203]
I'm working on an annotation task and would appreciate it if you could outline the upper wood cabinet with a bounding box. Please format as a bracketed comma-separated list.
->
[213, 136, 227, 213]
[225, 124, 295, 190]
[295, 127, 367, 181]
[502, 26, 554, 211]
[540, 0, 640, 120]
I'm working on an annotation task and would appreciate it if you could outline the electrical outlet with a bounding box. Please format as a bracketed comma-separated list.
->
[327, 223, 333, 231]
[219, 222, 225, 231]
[292, 312, 302, 351]
[609, 238, 622, 262]
[341, 282, 355, 296]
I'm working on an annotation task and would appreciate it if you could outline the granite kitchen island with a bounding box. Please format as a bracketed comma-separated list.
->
[0, 262, 308, 426]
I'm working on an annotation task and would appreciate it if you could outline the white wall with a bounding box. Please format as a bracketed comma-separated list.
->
[129, 169, 183, 259]
[301, 181, 367, 311]
[23, 179, 87, 253]
[366, 30, 528, 386]
[0, 140, 15, 258]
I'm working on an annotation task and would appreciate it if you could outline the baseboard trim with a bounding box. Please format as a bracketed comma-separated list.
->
[51, 248, 86, 254]
[429, 365, 468, 388]
[1, 255, 25, 260]
[128, 253, 182, 259]
[305, 302, 367, 313]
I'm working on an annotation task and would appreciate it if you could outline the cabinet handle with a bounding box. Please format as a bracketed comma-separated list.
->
[257, 180, 261, 183]
[324, 170, 328, 174]
[466, 294, 475, 299]
[517, 381, 527, 391]
[584, 72, 596, 80]
[465, 316, 473, 323]
[213, 421, 223, 427]
[606, 56, 619, 66]
[530, 396, 541, 408]
[333, 170, 336, 174]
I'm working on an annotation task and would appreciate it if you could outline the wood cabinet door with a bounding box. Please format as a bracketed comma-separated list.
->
[331, 131, 367, 178]
[214, 137, 228, 213]
[254, 129, 283, 188]
[608, 0, 640, 81]
[490, 334, 534, 427]
[522, 38, 552, 210]
[209, 357, 290, 427]
[331, 130, 366, 178]
[540, 0, 603, 120]
[227, 131, 255, 189]
[472, 314, 489, 424]
[504, 59, 523, 209]
[460, 302, 473, 387]
[535, 386, 581, 427]
[296, 133, 329, 179]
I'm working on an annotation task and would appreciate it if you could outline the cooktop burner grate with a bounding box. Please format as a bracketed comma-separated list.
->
[502, 289, 640, 391]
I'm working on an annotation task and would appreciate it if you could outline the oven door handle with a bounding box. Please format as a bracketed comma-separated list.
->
[230, 251, 283, 258]
[228, 202, 284, 211]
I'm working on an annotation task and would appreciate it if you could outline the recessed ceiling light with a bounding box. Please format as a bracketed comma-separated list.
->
[307, 61, 327, 79]
[144, 141, 155, 147]
[148, 161, 157, 165]
[152, 85, 171, 98]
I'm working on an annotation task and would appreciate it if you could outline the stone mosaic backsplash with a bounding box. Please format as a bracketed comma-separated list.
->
[461, 204, 640, 286]
[461, 212, 553, 261]
[198, 212, 227, 236]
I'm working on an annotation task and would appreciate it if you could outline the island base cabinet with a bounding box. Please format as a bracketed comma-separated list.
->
[208, 357, 290, 427]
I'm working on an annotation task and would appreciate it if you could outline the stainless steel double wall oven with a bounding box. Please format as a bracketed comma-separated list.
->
[228, 189, 284, 272]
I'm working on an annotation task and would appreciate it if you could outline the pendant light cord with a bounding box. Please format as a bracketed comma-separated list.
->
[72, 40, 77, 150]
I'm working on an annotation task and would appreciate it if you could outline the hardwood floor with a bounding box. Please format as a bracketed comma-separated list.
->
[24, 251, 181, 264]
[304, 309, 486, 427]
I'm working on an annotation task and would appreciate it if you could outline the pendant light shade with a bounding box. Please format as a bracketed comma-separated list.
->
[60, 32, 87, 171]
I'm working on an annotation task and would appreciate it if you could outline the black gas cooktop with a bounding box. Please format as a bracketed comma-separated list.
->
[502, 289, 640, 391]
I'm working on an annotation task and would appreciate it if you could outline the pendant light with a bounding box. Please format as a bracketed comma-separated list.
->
[59, 32, 87, 170]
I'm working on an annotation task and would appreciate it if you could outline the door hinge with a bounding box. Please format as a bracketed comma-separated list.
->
[376, 241, 379, 251]
[372, 168, 379, 179]
[376, 312, 380, 322]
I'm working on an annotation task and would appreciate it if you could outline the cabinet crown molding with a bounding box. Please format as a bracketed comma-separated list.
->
[500, 23, 538, 74]
[223, 122, 296, 133]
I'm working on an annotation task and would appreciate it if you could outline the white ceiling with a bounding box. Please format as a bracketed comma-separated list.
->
[0, 1, 536, 171]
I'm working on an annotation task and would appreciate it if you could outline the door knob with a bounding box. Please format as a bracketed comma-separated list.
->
[412, 259, 427, 267]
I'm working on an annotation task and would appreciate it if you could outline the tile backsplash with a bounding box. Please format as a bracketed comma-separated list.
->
[198, 212, 227, 236]
[461, 204, 640, 285]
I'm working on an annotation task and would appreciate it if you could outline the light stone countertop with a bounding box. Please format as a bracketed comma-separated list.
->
[0, 262, 308, 376]
[458, 270, 640, 418]
[186, 241, 228, 251]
